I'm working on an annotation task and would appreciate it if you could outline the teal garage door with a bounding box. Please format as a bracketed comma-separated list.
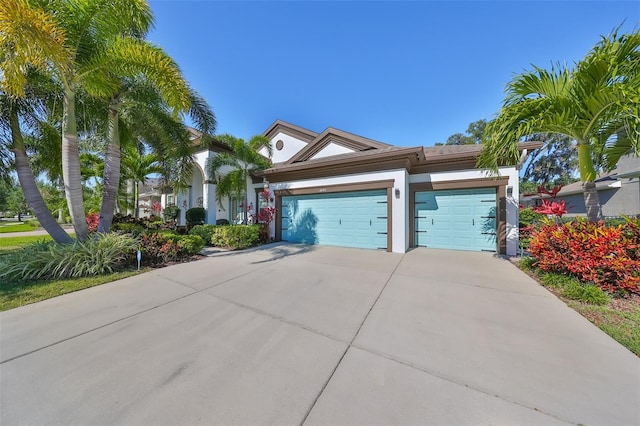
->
[415, 188, 496, 252]
[281, 190, 388, 250]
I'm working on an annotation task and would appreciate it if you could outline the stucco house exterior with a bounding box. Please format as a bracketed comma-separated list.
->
[162, 120, 540, 256]
[521, 155, 640, 218]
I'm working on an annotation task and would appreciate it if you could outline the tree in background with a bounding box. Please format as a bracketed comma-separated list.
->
[207, 135, 273, 225]
[479, 29, 639, 222]
[436, 119, 487, 145]
[7, 182, 29, 220]
[0, 178, 9, 213]
[522, 133, 580, 187]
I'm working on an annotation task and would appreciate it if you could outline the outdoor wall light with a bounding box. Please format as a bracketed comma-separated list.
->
[395, 188, 400, 198]
[507, 186, 513, 197]
[263, 177, 269, 191]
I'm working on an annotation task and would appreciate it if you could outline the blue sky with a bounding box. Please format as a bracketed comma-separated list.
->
[148, 1, 638, 147]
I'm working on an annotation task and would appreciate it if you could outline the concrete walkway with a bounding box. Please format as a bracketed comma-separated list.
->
[1, 244, 638, 425]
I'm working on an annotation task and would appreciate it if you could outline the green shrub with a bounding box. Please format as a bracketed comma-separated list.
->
[562, 281, 611, 305]
[518, 256, 536, 271]
[519, 207, 545, 227]
[539, 271, 578, 288]
[158, 230, 180, 239]
[163, 205, 180, 222]
[139, 232, 180, 264]
[189, 224, 216, 245]
[112, 222, 146, 235]
[177, 235, 205, 255]
[25, 219, 41, 229]
[185, 207, 205, 226]
[210, 224, 261, 250]
[138, 232, 203, 264]
[0, 234, 137, 283]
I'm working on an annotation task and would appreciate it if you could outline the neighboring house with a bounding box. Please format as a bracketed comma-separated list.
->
[136, 177, 163, 218]
[162, 120, 540, 256]
[521, 155, 640, 218]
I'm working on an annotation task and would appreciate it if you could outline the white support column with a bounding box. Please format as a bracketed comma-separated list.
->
[176, 190, 189, 226]
[203, 180, 216, 224]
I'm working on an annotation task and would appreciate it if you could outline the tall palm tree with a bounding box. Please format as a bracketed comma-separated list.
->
[478, 29, 639, 222]
[0, 67, 75, 244]
[3, 97, 73, 243]
[120, 145, 162, 218]
[207, 134, 273, 224]
[94, 80, 215, 227]
[0, 0, 72, 242]
[1, 0, 158, 240]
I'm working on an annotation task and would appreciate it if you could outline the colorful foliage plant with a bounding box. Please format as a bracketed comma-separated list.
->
[86, 213, 100, 233]
[528, 219, 640, 294]
[533, 199, 568, 217]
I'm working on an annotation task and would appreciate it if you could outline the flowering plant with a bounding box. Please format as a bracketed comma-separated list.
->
[534, 199, 568, 217]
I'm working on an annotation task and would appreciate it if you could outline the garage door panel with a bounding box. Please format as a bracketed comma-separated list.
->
[415, 188, 496, 252]
[282, 190, 388, 250]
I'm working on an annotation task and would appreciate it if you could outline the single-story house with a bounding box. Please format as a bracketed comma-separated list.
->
[162, 120, 540, 256]
[521, 155, 640, 218]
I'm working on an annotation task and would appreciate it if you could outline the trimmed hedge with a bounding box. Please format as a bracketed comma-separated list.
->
[189, 224, 217, 245]
[186, 207, 205, 226]
[210, 225, 261, 250]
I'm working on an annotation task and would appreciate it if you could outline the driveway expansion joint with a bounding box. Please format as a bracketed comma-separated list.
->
[0, 290, 199, 365]
[299, 253, 406, 426]
[349, 342, 579, 425]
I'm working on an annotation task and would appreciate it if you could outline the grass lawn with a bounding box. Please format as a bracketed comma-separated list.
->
[566, 298, 640, 356]
[0, 269, 148, 311]
[518, 259, 640, 356]
[0, 235, 53, 251]
[0, 223, 37, 233]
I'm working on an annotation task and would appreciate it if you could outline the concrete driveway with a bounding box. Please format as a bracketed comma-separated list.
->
[1, 244, 638, 425]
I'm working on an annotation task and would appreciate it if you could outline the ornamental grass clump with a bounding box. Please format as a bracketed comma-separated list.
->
[528, 218, 640, 294]
[0, 234, 138, 283]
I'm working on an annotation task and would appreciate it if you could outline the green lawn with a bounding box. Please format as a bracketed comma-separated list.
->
[0, 223, 36, 233]
[1, 236, 145, 311]
[0, 269, 147, 311]
[567, 299, 640, 356]
[0, 235, 53, 251]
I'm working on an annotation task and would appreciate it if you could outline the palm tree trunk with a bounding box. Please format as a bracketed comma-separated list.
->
[577, 143, 602, 222]
[583, 181, 603, 222]
[62, 86, 89, 240]
[243, 171, 249, 224]
[134, 181, 140, 218]
[9, 107, 73, 244]
[97, 106, 121, 233]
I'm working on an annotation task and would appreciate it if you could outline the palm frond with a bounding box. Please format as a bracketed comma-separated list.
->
[0, 0, 69, 96]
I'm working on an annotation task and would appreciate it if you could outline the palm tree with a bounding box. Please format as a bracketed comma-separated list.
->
[5, 100, 73, 243]
[207, 135, 273, 224]
[0, 70, 74, 244]
[1, 0, 159, 240]
[120, 145, 162, 218]
[478, 29, 639, 222]
[0, 1, 73, 243]
[98, 79, 216, 226]
[2, 0, 208, 239]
